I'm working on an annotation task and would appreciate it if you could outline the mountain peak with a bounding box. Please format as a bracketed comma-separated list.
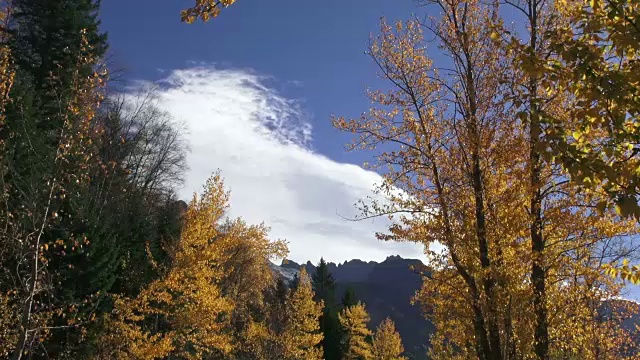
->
[280, 259, 301, 269]
[275, 256, 425, 286]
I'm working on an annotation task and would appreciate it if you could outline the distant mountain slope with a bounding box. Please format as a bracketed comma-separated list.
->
[276, 256, 433, 359]
[272, 257, 640, 360]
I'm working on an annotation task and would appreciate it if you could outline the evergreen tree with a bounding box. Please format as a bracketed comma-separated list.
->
[4, 0, 108, 252]
[269, 277, 290, 334]
[372, 318, 407, 360]
[6, 0, 107, 150]
[10, 0, 107, 89]
[290, 272, 300, 291]
[342, 287, 358, 308]
[322, 307, 343, 360]
[275, 277, 289, 300]
[340, 302, 373, 360]
[1, 0, 109, 356]
[312, 257, 336, 302]
[312, 258, 342, 360]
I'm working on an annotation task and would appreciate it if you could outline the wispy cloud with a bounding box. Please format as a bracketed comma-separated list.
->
[127, 66, 425, 263]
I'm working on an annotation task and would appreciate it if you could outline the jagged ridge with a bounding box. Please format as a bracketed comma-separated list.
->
[271, 256, 433, 359]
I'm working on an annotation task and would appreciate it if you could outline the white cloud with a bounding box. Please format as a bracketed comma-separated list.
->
[127, 66, 425, 264]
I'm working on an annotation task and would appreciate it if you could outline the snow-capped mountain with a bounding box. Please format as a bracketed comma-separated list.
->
[268, 261, 299, 283]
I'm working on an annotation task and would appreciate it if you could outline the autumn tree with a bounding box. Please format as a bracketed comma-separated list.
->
[97, 174, 238, 359]
[371, 318, 406, 360]
[492, 0, 564, 357]
[522, 0, 640, 283]
[247, 277, 291, 360]
[340, 285, 360, 358]
[0, 1, 12, 120]
[0, 28, 106, 359]
[217, 217, 288, 359]
[0, 0, 112, 356]
[522, 0, 640, 217]
[339, 302, 373, 360]
[494, 0, 640, 357]
[334, 3, 638, 359]
[280, 267, 324, 360]
[235, 267, 325, 360]
[334, 7, 512, 358]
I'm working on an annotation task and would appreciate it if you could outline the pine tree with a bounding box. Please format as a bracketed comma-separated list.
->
[10, 0, 107, 90]
[270, 277, 290, 334]
[1, 1, 108, 355]
[6, 0, 107, 154]
[281, 267, 324, 360]
[323, 307, 343, 360]
[312, 258, 342, 360]
[290, 272, 300, 291]
[372, 318, 406, 360]
[340, 302, 373, 360]
[312, 257, 336, 302]
[342, 287, 358, 308]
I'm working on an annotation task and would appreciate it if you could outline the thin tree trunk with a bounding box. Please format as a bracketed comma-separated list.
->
[530, 106, 549, 360]
[12, 179, 55, 360]
[466, 55, 502, 360]
[431, 159, 492, 360]
[528, 1, 549, 358]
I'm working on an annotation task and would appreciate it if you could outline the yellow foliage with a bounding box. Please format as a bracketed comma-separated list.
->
[605, 262, 640, 285]
[242, 321, 273, 359]
[340, 302, 373, 360]
[233, 269, 325, 360]
[0, 7, 14, 351]
[372, 318, 407, 360]
[0, 3, 13, 129]
[218, 217, 288, 359]
[281, 267, 324, 360]
[0, 292, 17, 357]
[335, 3, 639, 359]
[99, 173, 289, 359]
[181, 0, 237, 24]
[537, 0, 640, 284]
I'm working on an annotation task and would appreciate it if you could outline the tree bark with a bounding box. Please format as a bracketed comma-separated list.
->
[528, 1, 550, 358]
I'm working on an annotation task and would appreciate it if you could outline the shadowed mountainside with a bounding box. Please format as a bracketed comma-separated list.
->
[277, 256, 433, 359]
[271, 256, 640, 360]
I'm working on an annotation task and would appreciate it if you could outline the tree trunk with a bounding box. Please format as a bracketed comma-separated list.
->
[528, 1, 550, 358]
[12, 179, 55, 360]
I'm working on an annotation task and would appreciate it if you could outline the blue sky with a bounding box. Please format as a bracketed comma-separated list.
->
[100, 0, 418, 164]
